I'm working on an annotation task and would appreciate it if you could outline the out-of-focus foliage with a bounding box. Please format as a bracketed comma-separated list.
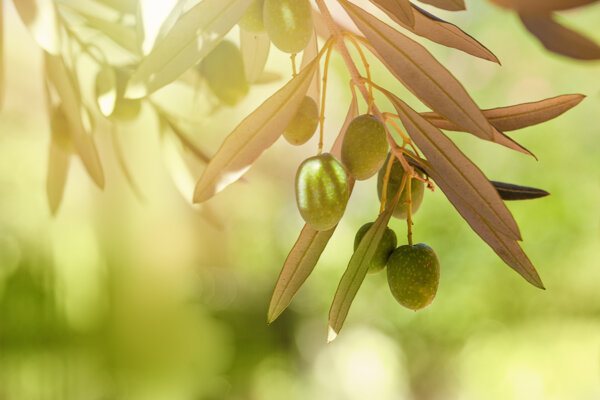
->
[1, 1, 600, 400]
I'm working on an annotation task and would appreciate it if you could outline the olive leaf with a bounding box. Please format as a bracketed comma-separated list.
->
[339, 0, 494, 140]
[490, 0, 598, 13]
[416, 0, 466, 11]
[491, 181, 550, 201]
[520, 13, 600, 60]
[95, 64, 117, 117]
[301, 29, 321, 109]
[374, 3, 499, 63]
[111, 126, 145, 202]
[78, 11, 139, 54]
[385, 91, 522, 241]
[267, 97, 359, 324]
[328, 185, 402, 343]
[46, 106, 72, 215]
[369, 0, 415, 27]
[193, 60, 318, 203]
[240, 30, 270, 84]
[125, 0, 252, 99]
[137, 0, 186, 55]
[422, 94, 585, 132]
[12, 0, 61, 55]
[45, 53, 105, 189]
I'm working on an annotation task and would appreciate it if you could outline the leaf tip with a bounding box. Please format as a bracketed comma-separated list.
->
[327, 325, 338, 343]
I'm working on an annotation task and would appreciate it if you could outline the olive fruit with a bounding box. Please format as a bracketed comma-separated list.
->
[387, 243, 440, 310]
[199, 40, 249, 106]
[341, 115, 388, 180]
[283, 96, 319, 145]
[377, 153, 425, 219]
[295, 153, 349, 231]
[354, 222, 397, 274]
[239, 0, 265, 32]
[263, 0, 313, 54]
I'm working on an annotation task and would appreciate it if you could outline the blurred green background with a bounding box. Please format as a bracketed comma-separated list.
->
[1, 1, 599, 399]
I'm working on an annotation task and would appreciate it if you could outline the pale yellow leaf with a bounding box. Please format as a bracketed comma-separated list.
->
[340, 0, 495, 140]
[95, 64, 117, 116]
[240, 30, 270, 83]
[193, 60, 318, 203]
[13, 0, 61, 54]
[45, 53, 105, 188]
[125, 0, 253, 99]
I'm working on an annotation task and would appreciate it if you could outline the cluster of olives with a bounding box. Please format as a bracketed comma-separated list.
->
[293, 113, 439, 310]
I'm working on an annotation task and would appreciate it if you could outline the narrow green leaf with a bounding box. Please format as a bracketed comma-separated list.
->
[416, 0, 466, 11]
[340, 0, 494, 140]
[423, 94, 585, 132]
[520, 13, 600, 60]
[267, 97, 358, 324]
[47, 106, 72, 215]
[45, 53, 105, 188]
[240, 30, 270, 83]
[370, 0, 415, 27]
[12, 0, 61, 54]
[193, 60, 318, 203]
[374, 3, 499, 63]
[125, 0, 253, 98]
[385, 91, 522, 240]
[492, 181, 550, 201]
[327, 192, 399, 343]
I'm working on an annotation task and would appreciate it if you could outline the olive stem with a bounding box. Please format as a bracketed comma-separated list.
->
[343, 32, 375, 114]
[406, 176, 414, 246]
[379, 154, 395, 214]
[291, 53, 298, 77]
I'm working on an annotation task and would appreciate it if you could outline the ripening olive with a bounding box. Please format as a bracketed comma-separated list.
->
[283, 96, 319, 145]
[295, 153, 349, 231]
[341, 115, 388, 180]
[354, 222, 397, 274]
[199, 40, 249, 106]
[239, 0, 265, 32]
[263, 0, 313, 53]
[377, 153, 425, 219]
[387, 243, 440, 310]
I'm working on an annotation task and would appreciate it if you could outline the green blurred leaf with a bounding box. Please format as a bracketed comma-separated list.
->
[46, 106, 72, 215]
[95, 64, 117, 116]
[45, 53, 105, 188]
[520, 13, 600, 60]
[125, 0, 253, 99]
[422, 94, 585, 131]
[193, 60, 318, 203]
[340, 0, 494, 140]
[267, 97, 358, 324]
[12, 0, 61, 54]
[79, 11, 139, 54]
[385, 91, 522, 241]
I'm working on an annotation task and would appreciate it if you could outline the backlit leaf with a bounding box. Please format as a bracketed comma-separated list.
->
[193, 60, 318, 203]
[520, 13, 600, 60]
[267, 97, 358, 324]
[47, 107, 72, 215]
[374, 3, 499, 63]
[369, 0, 415, 27]
[45, 53, 105, 188]
[490, 0, 597, 13]
[301, 29, 321, 109]
[125, 0, 253, 99]
[340, 0, 494, 140]
[12, 0, 61, 54]
[385, 91, 522, 240]
[416, 0, 466, 11]
[423, 94, 585, 131]
[240, 30, 270, 83]
[95, 64, 117, 116]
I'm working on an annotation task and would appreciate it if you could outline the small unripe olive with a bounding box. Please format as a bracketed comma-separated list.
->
[295, 153, 349, 231]
[354, 222, 397, 274]
[377, 153, 425, 219]
[387, 243, 440, 310]
[341, 115, 388, 180]
[200, 40, 249, 106]
[263, 0, 313, 53]
[239, 0, 265, 33]
[283, 96, 319, 145]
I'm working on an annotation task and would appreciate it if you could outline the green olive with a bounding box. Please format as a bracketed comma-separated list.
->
[387, 243, 440, 310]
[354, 222, 397, 274]
[239, 0, 265, 33]
[377, 153, 425, 219]
[341, 115, 388, 180]
[199, 40, 249, 106]
[283, 96, 319, 145]
[295, 153, 349, 231]
[263, 0, 313, 54]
